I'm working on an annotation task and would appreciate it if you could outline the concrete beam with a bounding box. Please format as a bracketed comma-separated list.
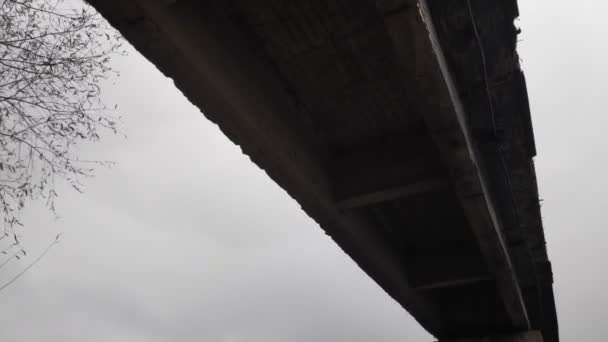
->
[330, 135, 448, 209]
[336, 178, 446, 209]
[380, 0, 530, 331]
[331, 134, 449, 209]
[413, 276, 492, 292]
[443, 331, 543, 342]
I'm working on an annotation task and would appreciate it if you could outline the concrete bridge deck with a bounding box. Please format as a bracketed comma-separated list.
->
[86, 1, 558, 341]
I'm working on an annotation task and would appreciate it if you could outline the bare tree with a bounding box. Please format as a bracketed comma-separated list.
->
[0, 0, 123, 272]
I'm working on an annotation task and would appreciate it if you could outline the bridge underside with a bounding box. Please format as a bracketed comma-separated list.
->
[87, 0, 558, 341]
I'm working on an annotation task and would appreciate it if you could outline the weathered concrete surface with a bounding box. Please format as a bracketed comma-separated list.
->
[84, 0, 558, 341]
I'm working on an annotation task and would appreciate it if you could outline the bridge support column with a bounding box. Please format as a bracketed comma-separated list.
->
[442, 331, 543, 342]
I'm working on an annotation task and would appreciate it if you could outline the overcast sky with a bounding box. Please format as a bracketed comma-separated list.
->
[0, 0, 605, 341]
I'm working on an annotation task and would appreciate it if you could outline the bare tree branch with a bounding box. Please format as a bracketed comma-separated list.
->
[0, 0, 124, 271]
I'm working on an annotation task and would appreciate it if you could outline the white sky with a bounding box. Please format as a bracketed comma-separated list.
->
[0, 0, 606, 341]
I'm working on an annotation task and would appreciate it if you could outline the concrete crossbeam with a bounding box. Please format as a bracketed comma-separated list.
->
[443, 331, 543, 342]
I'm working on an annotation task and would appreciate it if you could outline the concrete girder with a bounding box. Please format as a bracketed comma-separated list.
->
[381, 0, 530, 330]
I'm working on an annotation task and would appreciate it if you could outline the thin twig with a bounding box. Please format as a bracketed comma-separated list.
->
[0, 233, 61, 293]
